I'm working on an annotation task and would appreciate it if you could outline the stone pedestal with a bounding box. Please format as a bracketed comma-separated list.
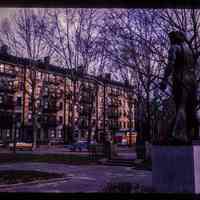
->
[152, 144, 200, 193]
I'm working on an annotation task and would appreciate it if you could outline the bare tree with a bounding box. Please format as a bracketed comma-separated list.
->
[43, 8, 107, 143]
[0, 8, 55, 149]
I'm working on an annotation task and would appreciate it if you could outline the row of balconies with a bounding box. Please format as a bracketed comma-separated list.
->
[26, 115, 60, 127]
[0, 71, 16, 79]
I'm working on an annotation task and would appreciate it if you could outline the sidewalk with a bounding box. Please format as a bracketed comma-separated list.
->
[0, 146, 90, 156]
[0, 145, 137, 159]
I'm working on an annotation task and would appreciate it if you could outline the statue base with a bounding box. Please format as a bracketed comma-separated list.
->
[152, 143, 200, 193]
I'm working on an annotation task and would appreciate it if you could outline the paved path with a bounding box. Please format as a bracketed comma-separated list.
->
[0, 162, 152, 192]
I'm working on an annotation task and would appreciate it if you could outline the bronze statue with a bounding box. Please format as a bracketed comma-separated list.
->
[160, 31, 198, 143]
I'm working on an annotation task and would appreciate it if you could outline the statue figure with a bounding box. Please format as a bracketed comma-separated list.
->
[160, 31, 198, 143]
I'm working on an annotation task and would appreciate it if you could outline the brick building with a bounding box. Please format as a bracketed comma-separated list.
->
[0, 46, 135, 144]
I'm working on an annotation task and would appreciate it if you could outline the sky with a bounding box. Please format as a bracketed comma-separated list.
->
[0, 8, 16, 20]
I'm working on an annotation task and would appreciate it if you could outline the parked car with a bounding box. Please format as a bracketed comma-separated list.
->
[9, 142, 33, 151]
[64, 140, 89, 152]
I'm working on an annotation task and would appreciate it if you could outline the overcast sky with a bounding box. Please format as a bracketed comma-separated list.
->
[0, 8, 16, 20]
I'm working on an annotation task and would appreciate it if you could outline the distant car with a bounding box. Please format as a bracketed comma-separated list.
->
[64, 140, 89, 152]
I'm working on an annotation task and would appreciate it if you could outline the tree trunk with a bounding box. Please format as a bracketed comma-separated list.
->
[31, 70, 37, 150]
[32, 114, 37, 150]
[103, 83, 106, 144]
[63, 78, 67, 144]
[21, 67, 27, 142]
[71, 80, 76, 143]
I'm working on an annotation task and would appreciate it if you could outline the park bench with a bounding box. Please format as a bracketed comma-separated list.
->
[9, 143, 33, 151]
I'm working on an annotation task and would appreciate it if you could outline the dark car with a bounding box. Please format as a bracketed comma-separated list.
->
[64, 140, 89, 152]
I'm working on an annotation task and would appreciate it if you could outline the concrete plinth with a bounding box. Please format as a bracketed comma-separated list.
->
[152, 144, 200, 193]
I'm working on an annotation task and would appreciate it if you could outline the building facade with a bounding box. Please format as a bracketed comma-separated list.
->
[0, 46, 135, 144]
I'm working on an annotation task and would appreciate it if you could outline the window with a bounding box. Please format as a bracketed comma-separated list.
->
[59, 89, 63, 97]
[59, 116, 63, 124]
[119, 121, 122, 129]
[28, 100, 32, 110]
[69, 104, 73, 111]
[0, 96, 3, 104]
[19, 81, 24, 90]
[124, 122, 126, 129]
[38, 71, 43, 79]
[36, 99, 41, 108]
[44, 102, 48, 109]
[0, 64, 4, 72]
[58, 130, 62, 138]
[16, 97, 22, 106]
[44, 87, 48, 95]
[59, 102, 63, 110]
[50, 129, 55, 137]
[16, 113, 21, 121]
[44, 116, 48, 122]
[28, 113, 32, 122]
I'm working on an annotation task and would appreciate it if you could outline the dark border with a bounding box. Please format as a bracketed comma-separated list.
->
[0, 0, 200, 8]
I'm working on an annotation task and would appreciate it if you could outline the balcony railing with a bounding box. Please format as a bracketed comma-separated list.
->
[0, 71, 16, 79]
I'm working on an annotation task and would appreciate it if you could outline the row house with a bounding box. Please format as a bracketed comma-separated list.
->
[0, 45, 135, 144]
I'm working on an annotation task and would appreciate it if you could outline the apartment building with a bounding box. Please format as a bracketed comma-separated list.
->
[0, 45, 135, 144]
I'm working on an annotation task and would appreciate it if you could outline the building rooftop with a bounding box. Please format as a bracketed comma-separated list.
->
[0, 52, 134, 91]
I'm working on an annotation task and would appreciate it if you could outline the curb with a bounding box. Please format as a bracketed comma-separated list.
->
[0, 176, 71, 189]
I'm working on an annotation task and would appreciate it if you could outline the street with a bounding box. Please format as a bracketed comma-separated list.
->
[0, 162, 151, 192]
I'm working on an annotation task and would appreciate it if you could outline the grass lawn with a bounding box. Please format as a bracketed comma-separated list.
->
[0, 153, 100, 165]
[0, 170, 64, 185]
